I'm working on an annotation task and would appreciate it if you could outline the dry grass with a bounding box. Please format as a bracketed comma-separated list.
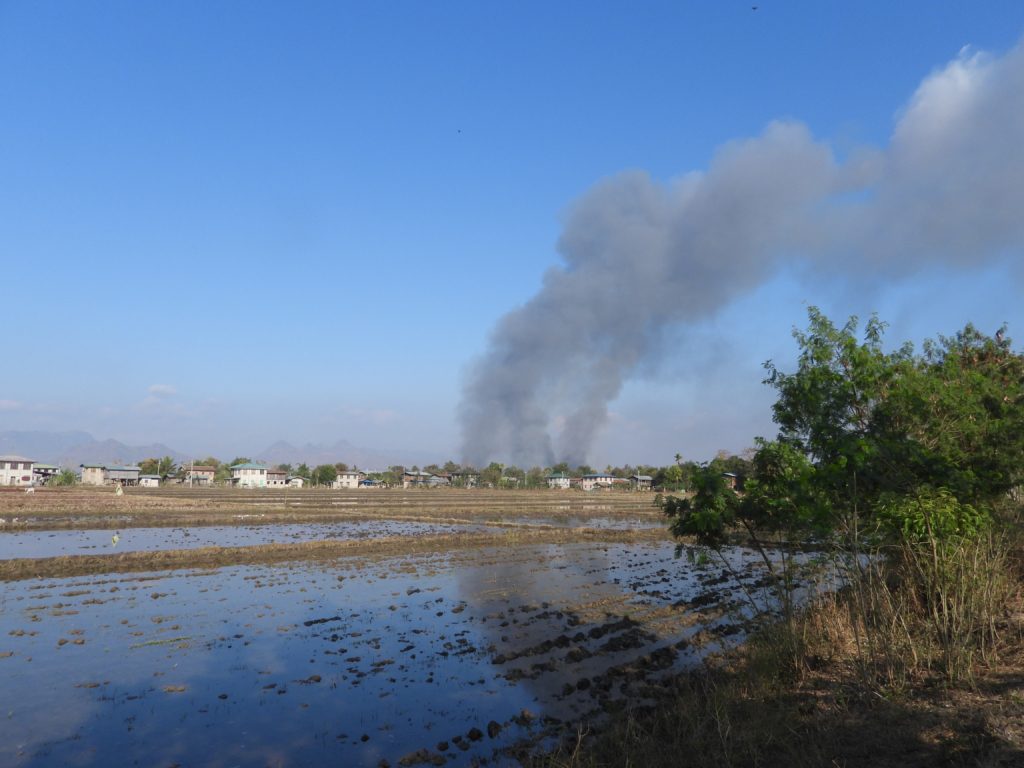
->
[535, 531, 1024, 768]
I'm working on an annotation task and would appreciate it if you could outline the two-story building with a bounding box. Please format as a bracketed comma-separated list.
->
[333, 470, 363, 489]
[580, 473, 615, 491]
[401, 470, 434, 488]
[107, 466, 141, 486]
[80, 464, 107, 486]
[0, 456, 35, 486]
[32, 463, 60, 485]
[185, 465, 217, 486]
[546, 472, 571, 489]
[267, 469, 288, 487]
[630, 474, 653, 491]
[231, 462, 269, 488]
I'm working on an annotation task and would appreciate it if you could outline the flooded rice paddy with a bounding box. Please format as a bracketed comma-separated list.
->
[0, 522, 504, 560]
[0, 490, 800, 766]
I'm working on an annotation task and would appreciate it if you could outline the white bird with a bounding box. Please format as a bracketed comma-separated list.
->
[111, 532, 120, 547]
[25, 486, 34, 494]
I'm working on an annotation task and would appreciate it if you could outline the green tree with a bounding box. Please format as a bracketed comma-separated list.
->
[50, 468, 78, 486]
[157, 456, 177, 478]
[295, 463, 312, 481]
[214, 463, 232, 484]
[139, 458, 159, 475]
[661, 308, 1024, 675]
[481, 462, 504, 487]
[313, 464, 338, 487]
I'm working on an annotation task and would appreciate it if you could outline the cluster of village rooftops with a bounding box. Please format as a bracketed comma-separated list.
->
[0, 456, 657, 491]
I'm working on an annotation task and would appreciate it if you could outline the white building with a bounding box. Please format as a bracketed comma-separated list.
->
[287, 476, 305, 488]
[139, 474, 161, 488]
[333, 470, 362, 489]
[230, 462, 269, 488]
[546, 472, 571, 490]
[580, 473, 615, 491]
[0, 456, 35, 486]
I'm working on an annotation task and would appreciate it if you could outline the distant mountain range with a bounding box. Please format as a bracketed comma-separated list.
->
[0, 431, 191, 468]
[0, 431, 436, 470]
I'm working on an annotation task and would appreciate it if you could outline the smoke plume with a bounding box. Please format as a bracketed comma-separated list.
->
[460, 40, 1024, 469]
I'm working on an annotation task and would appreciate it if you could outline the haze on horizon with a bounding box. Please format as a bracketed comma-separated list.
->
[2, 2, 1023, 468]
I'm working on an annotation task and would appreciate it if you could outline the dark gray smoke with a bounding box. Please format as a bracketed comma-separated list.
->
[460, 40, 1024, 469]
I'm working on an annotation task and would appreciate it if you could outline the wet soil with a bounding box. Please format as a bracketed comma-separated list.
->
[0, 488, 798, 766]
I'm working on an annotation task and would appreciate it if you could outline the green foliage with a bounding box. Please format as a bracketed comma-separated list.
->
[480, 462, 504, 487]
[659, 465, 738, 547]
[295, 463, 312, 480]
[50, 469, 78, 486]
[312, 464, 338, 486]
[757, 307, 1022, 533]
[876, 487, 990, 543]
[739, 439, 830, 536]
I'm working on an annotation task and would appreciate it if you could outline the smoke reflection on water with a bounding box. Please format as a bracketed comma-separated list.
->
[0, 541, 819, 766]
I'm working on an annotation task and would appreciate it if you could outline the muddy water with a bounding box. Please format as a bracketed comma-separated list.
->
[0, 541, 783, 767]
[0, 521, 503, 559]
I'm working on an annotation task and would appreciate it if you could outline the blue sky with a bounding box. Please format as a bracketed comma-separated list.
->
[2, 2, 1024, 466]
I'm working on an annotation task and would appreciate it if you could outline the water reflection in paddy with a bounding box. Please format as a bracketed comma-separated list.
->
[0, 520, 503, 559]
[0, 541, 783, 767]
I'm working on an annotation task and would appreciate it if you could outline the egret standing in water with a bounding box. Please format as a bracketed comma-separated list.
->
[111, 532, 120, 547]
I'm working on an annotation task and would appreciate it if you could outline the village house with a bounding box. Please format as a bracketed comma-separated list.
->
[631, 474, 653, 491]
[107, 466, 141, 486]
[333, 469, 363, 489]
[401, 470, 434, 488]
[139, 474, 160, 488]
[448, 470, 479, 488]
[580, 473, 615, 491]
[722, 472, 738, 490]
[80, 464, 106, 486]
[0, 455, 35, 486]
[32, 463, 60, 485]
[546, 471, 571, 490]
[184, 465, 217, 486]
[267, 469, 288, 487]
[287, 476, 304, 488]
[230, 462, 268, 488]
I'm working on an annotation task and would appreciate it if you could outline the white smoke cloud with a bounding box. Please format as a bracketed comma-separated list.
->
[460, 36, 1024, 469]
